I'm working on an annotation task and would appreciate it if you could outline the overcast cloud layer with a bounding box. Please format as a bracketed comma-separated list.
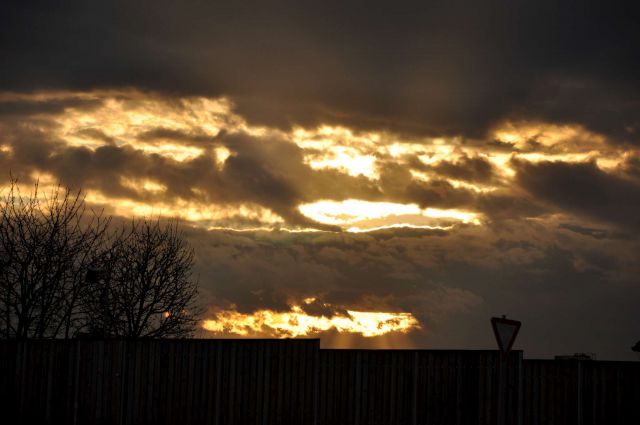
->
[1, 1, 639, 359]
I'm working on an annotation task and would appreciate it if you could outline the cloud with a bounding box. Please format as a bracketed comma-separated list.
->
[620, 153, 640, 179]
[0, 105, 382, 230]
[2, 2, 639, 142]
[426, 155, 497, 184]
[513, 159, 640, 231]
[0, 97, 103, 117]
[1, 92, 636, 234]
[186, 218, 640, 358]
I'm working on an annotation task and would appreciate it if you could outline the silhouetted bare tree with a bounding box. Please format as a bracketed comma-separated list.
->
[0, 179, 201, 339]
[0, 179, 112, 338]
[91, 219, 200, 338]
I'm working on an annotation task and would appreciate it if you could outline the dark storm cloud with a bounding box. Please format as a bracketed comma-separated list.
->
[558, 223, 609, 240]
[0, 97, 103, 117]
[513, 159, 640, 231]
[514, 78, 640, 145]
[410, 154, 497, 183]
[2, 1, 639, 141]
[375, 163, 546, 222]
[620, 153, 640, 179]
[475, 191, 547, 221]
[377, 162, 478, 209]
[404, 179, 475, 209]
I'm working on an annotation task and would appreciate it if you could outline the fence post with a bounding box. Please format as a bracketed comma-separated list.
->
[119, 341, 129, 425]
[517, 351, 523, 425]
[354, 351, 361, 425]
[72, 340, 81, 425]
[411, 351, 418, 425]
[497, 354, 505, 425]
[312, 343, 319, 425]
[577, 361, 583, 425]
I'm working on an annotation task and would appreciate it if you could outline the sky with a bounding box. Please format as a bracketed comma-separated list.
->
[1, 1, 639, 359]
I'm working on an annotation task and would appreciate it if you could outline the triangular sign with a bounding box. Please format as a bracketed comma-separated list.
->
[491, 316, 521, 354]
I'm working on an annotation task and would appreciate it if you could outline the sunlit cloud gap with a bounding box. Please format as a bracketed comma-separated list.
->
[89, 196, 483, 231]
[299, 200, 481, 227]
[202, 304, 420, 338]
[1, 90, 627, 175]
[5, 181, 440, 234]
[3, 91, 630, 234]
[85, 192, 285, 226]
[87, 192, 481, 232]
[306, 149, 377, 178]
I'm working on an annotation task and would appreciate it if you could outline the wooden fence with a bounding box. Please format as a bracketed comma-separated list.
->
[318, 349, 521, 425]
[522, 359, 640, 425]
[0, 339, 318, 425]
[1, 339, 638, 424]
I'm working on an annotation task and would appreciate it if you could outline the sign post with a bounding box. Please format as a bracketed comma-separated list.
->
[491, 315, 521, 425]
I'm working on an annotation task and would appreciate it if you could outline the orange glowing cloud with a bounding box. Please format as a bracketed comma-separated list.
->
[2, 90, 629, 234]
[202, 303, 420, 338]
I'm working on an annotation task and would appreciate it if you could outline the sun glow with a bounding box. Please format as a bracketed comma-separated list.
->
[307, 149, 377, 178]
[202, 304, 420, 338]
[120, 177, 167, 194]
[293, 125, 381, 178]
[298, 200, 481, 230]
[214, 146, 231, 168]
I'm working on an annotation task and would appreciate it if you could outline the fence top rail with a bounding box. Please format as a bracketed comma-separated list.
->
[524, 358, 640, 366]
[320, 348, 524, 355]
[0, 338, 321, 346]
[0, 340, 527, 353]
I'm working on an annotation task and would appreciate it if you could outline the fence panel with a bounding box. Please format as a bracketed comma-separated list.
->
[0, 339, 319, 425]
[318, 349, 522, 425]
[522, 359, 640, 425]
[581, 361, 640, 425]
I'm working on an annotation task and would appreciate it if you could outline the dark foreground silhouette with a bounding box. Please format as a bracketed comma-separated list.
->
[1, 339, 638, 425]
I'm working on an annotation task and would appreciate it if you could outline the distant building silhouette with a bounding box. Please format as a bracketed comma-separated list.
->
[554, 352, 596, 360]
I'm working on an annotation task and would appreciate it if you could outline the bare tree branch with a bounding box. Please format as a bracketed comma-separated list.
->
[1, 178, 202, 339]
[0, 178, 112, 338]
[89, 219, 202, 338]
